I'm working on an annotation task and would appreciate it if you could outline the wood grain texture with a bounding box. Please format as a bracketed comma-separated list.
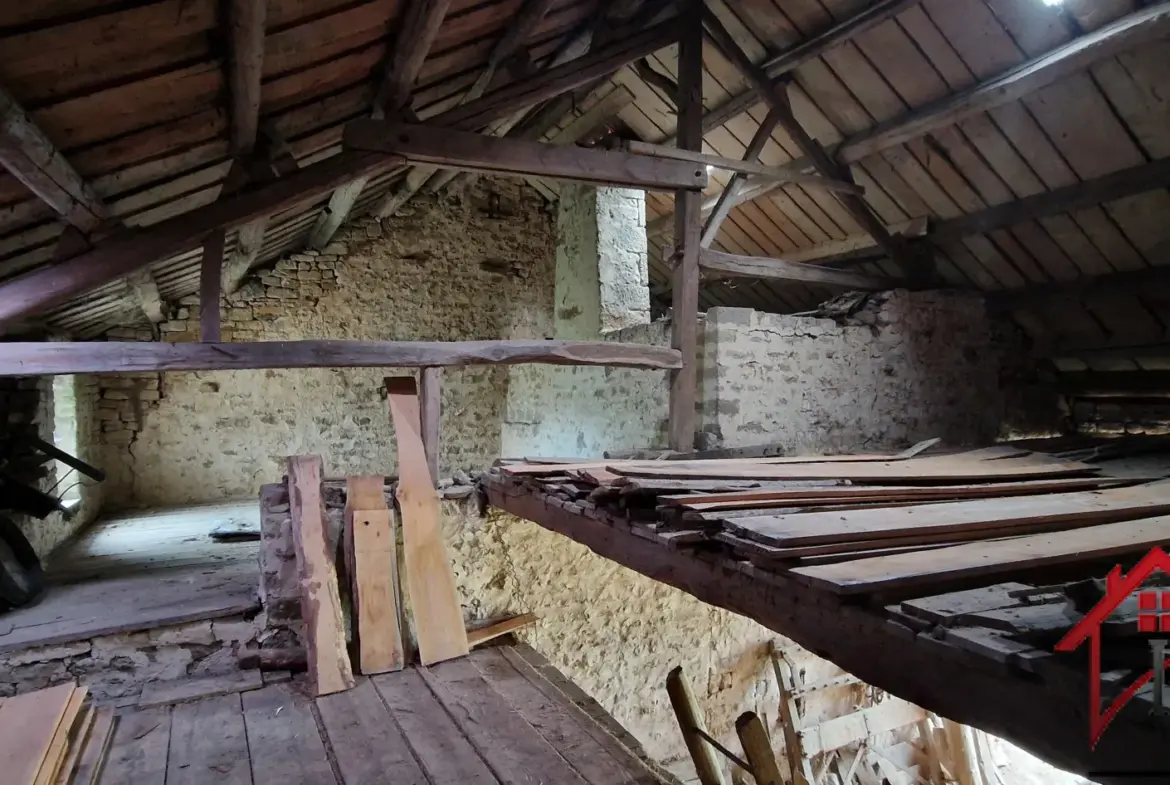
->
[419, 367, 442, 486]
[166, 694, 251, 785]
[227, 0, 268, 153]
[699, 248, 902, 289]
[666, 666, 727, 785]
[0, 683, 76, 785]
[386, 377, 469, 666]
[241, 686, 335, 785]
[288, 455, 355, 696]
[50, 702, 94, 785]
[379, 0, 454, 112]
[371, 669, 498, 785]
[137, 670, 263, 709]
[727, 482, 1170, 547]
[69, 707, 115, 785]
[32, 686, 87, 785]
[607, 458, 1095, 482]
[315, 680, 429, 785]
[792, 515, 1170, 595]
[0, 339, 683, 375]
[346, 476, 405, 674]
[100, 707, 170, 785]
[344, 120, 707, 190]
[466, 612, 538, 647]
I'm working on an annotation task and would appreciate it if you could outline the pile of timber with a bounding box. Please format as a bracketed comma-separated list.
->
[0, 683, 117, 785]
[486, 443, 1170, 602]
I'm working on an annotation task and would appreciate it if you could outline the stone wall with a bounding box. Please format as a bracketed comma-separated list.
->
[699, 292, 1006, 452]
[97, 181, 559, 509]
[0, 373, 102, 558]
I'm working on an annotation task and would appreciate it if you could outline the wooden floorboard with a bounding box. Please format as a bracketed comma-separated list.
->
[166, 694, 252, 785]
[314, 680, 428, 785]
[371, 669, 499, 785]
[99, 708, 171, 785]
[419, 658, 592, 785]
[241, 686, 336, 785]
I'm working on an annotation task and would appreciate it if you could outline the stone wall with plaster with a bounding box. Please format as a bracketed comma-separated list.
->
[0, 372, 103, 559]
[699, 291, 1007, 452]
[97, 181, 560, 509]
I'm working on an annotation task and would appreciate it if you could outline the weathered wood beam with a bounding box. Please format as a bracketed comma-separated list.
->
[650, 177, 776, 237]
[618, 139, 862, 193]
[419, 366, 442, 485]
[227, 0, 267, 154]
[200, 229, 225, 341]
[0, 340, 684, 376]
[0, 150, 403, 327]
[759, 0, 924, 76]
[307, 177, 367, 249]
[990, 264, 1170, 312]
[702, 8, 907, 270]
[701, 104, 785, 248]
[377, 0, 454, 113]
[223, 218, 268, 293]
[464, 0, 557, 102]
[634, 58, 679, 105]
[224, 140, 301, 292]
[669, 0, 703, 453]
[0, 87, 109, 233]
[344, 121, 707, 190]
[125, 269, 163, 324]
[699, 248, 904, 289]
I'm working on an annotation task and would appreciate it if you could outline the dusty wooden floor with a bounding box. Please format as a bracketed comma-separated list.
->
[0, 503, 260, 652]
[99, 645, 665, 785]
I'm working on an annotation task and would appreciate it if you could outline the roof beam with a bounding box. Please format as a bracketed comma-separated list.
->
[377, 0, 454, 113]
[464, 0, 558, 102]
[0, 150, 402, 328]
[759, 0, 923, 76]
[344, 121, 707, 190]
[701, 104, 784, 248]
[0, 340, 684, 376]
[227, 0, 267, 154]
[699, 248, 904, 289]
[0, 87, 109, 233]
[990, 264, 1170, 312]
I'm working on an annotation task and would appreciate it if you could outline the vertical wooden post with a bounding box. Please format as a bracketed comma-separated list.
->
[735, 713, 785, 785]
[419, 366, 442, 484]
[668, 0, 703, 453]
[666, 666, 728, 785]
[199, 229, 225, 342]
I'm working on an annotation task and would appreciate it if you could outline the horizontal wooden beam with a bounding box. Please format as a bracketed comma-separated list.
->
[0, 86, 109, 232]
[699, 249, 903, 290]
[1037, 335, 1170, 362]
[618, 139, 863, 194]
[989, 264, 1170, 312]
[0, 340, 683, 375]
[345, 121, 706, 191]
[0, 151, 403, 328]
[1054, 371, 1170, 398]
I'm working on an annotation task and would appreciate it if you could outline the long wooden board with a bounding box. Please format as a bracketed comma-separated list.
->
[725, 483, 1170, 547]
[69, 708, 116, 785]
[792, 516, 1170, 595]
[662, 477, 1135, 510]
[345, 476, 405, 675]
[33, 686, 87, 785]
[606, 458, 1096, 482]
[0, 683, 76, 785]
[288, 455, 355, 696]
[386, 377, 469, 666]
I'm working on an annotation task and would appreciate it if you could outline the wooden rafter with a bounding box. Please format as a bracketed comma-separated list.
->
[0, 340, 684, 375]
[344, 121, 707, 190]
[700, 8, 909, 272]
[699, 249, 905, 290]
[990, 265, 1170, 313]
[0, 87, 109, 233]
[227, 0, 267, 155]
[668, 0, 703, 453]
[701, 104, 784, 248]
[464, 0, 557, 102]
[759, 0, 924, 76]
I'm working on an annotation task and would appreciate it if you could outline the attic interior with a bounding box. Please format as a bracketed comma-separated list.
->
[3, 0, 1170, 783]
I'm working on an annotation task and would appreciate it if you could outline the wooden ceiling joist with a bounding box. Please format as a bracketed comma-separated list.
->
[990, 264, 1170, 313]
[227, 0, 268, 155]
[464, 0, 558, 102]
[344, 120, 708, 190]
[0, 87, 109, 234]
[0, 339, 684, 375]
[699, 249, 904, 290]
[701, 104, 785, 248]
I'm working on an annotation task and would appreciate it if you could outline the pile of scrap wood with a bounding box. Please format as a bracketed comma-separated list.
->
[491, 442, 1170, 600]
[0, 682, 117, 785]
[280, 376, 535, 696]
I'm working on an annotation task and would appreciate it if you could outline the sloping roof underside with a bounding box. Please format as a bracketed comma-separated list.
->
[2, 0, 1170, 379]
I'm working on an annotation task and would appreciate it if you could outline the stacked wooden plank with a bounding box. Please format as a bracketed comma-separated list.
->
[492, 444, 1170, 601]
[0, 682, 117, 785]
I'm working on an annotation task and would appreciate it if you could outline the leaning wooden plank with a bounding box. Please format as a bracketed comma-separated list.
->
[166, 694, 252, 785]
[724, 483, 1170, 548]
[792, 516, 1170, 595]
[736, 712, 789, 785]
[136, 670, 264, 709]
[0, 683, 76, 785]
[288, 455, 355, 696]
[799, 698, 927, 757]
[51, 701, 93, 785]
[68, 708, 115, 785]
[241, 686, 334, 785]
[664, 477, 1133, 510]
[0, 340, 683, 376]
[345, 476, 405, 675]
[98, 708, 170, 785]
[344, 121, 708, 191]
[386, 377, 469, 666]
[606, 459, 1096, 482]
[33, 687, 87, 785]
[418, 657, 591, 785]
[666, 666, 728, 785]
[466, 612, 538, 648]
